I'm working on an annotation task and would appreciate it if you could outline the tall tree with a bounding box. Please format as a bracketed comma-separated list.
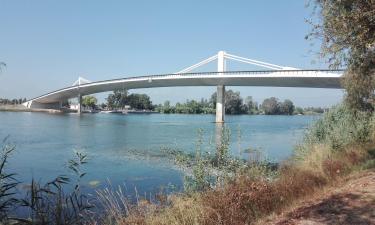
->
[114, 90, 128, 109]
[127, 93, 153, 110]
[279, 99, 295, 115]
[244, 96, 258, 114]
[261, 97, 280, 115]
[82, 96, 97, 109]
[307, 0, 375, 111]
[210, 90, 245, 114]
[225, 90, 244, 114]
[106, 93, 116, 110]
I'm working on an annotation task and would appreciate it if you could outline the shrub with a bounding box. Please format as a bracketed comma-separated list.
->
[296, 104, 375, 159]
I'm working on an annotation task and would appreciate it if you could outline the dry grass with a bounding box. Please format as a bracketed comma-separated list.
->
[194, 166, 326, 225]
[137, 144, 374, 225]
[145, 196, 212, 225]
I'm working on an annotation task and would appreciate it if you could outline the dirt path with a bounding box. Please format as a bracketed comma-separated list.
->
[264, 170, 375, 225]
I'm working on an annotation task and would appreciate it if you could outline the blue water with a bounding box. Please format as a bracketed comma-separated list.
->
[0, 112, 318, 195]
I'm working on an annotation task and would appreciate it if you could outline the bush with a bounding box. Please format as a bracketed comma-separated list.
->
[296, 104, 375, 158]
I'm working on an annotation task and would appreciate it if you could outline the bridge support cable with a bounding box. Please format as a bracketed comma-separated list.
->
[224, 53, 298, 70]
[224, 55, 283, 70]
[175, 54, 218, 74]
[72, 77, 91, 86]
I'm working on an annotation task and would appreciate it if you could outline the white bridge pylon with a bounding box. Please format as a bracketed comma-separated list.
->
[72, 77, 91, 86]
[176, 51, 298, 123]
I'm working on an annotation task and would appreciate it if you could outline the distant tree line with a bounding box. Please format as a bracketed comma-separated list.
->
[155, 89, 325, 115]
[79, 90, 327, 115]
[0, 98, 27, 105]
[156, 99, 215, 114]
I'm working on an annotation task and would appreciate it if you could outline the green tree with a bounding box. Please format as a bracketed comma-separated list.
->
[279, 99, 295, 115]
[261, 97, 280, 115]
[244, 96, 258, 114]
[210, 89, 245, 114]
[106, 94, 116, 110]
[307, 0, 375, 111]
[82, 96, 97, 109]
[127, 93, 153, 110]
[113, 90, 128, 109]
[105, 90, 127, 109]
[225, 90, 244, 114]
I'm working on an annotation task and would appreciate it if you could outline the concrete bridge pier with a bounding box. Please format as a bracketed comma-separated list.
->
[216, 51, 226, 123]
[216, 85, 225, 123]
[77, 94, 82, 114]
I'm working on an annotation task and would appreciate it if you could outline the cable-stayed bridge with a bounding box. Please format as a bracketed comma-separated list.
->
[23, 51, 343, 122]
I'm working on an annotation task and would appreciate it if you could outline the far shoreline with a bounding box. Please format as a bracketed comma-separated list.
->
[0, 105, 323, 116]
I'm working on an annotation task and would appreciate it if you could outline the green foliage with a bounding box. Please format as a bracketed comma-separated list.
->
[261, 97, 295, 115]
[211, 90, 258, 115]
[127, 93, 153, 110]
[244, 96, 259, 115]
[156, 90, 316, 116]
[157, 90, 260, 115]
[106, 90, 128, 110]
[280, 99, 295, 115]
[0, 137, 19, 222]
[157, 99, 215, 114]
[261, 97, 279, 115]
[165, 127, 276, 193]
[223, 90, 244, 114]
[296, 104, 375, 157]
[294, 107, 304, 115]
[18, 151, 92, 225]
[106, 91, 153, 110]
[82, 95, 98, 109]
[0, 98, 27, 105]
[307, 0, 375, 111]
[0, 141, 92, 224]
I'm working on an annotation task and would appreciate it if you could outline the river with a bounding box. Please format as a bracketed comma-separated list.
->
[0, 112, 318, 195]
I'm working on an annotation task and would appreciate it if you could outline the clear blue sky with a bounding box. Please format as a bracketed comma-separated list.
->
[0, 0, 343, 107]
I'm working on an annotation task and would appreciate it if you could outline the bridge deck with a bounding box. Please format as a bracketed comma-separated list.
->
[26, 70, 343, 104]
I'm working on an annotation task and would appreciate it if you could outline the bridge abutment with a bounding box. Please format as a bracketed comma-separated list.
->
[22, 101, 62, 110]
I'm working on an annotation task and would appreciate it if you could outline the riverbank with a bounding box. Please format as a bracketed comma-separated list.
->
[0, 104, 61, 113]
[99, 144, 374, 225]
